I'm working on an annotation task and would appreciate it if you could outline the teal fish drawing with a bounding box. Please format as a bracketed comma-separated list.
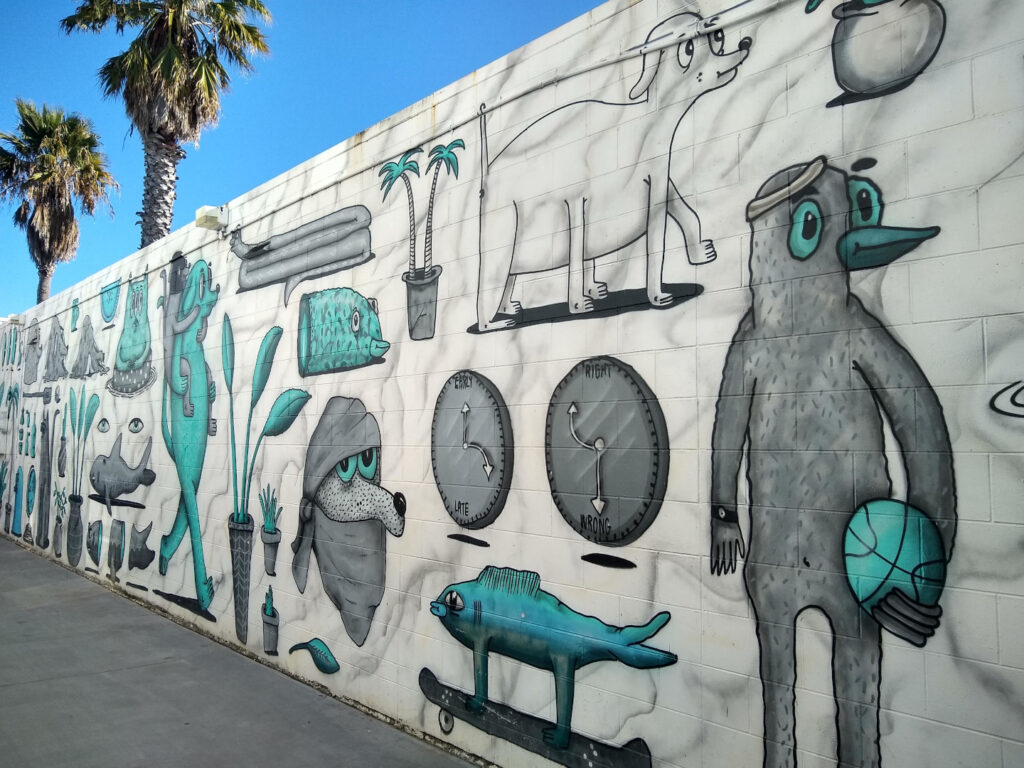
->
[289, 637, 341, 674]
[431, 565, 676, 748]
[297, 288, 388, 376]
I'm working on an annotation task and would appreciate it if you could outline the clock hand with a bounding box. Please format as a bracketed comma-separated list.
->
[461, 403, 494, 480]
[567, 402, 607, 514]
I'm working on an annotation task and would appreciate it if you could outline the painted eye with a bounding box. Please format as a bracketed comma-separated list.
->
[357, 447, 378, 480]
[335, 456, 357, 483]
[351, 309, 361, 333]
[97, 418, 110, 433]
[848, 178, 883, 229]
[679, 39, 695, 69]
[129, 418, 144, 433]
[788, 199, 823, 260]
[444, 590, 464, 612]
[711, 29, 725, 54]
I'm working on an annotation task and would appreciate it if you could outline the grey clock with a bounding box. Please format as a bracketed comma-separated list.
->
[545, 356, 669, 546]
[431, 370, 514, 529]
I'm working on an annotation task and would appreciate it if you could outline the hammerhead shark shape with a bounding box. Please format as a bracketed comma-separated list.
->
[89, 434, 156, 516]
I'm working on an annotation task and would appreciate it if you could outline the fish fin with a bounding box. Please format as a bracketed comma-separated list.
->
[477, 566, 540, 597]
[110, 433, 123, 456]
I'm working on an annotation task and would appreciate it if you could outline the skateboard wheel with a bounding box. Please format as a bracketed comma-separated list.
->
[438, 708, 454, 735]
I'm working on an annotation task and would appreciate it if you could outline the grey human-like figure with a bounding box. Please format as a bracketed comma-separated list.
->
[157, 253, 199, 417]
[709, 156, 957, 768]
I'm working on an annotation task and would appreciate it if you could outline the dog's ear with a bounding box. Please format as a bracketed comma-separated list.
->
[630, 48, 662, 100]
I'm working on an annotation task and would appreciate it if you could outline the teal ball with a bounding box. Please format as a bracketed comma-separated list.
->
[844, 499, 946, 615]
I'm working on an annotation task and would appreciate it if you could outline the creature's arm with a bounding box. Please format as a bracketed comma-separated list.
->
[853, 322, 956, 647]
[160, 379, 175, 462]
[709, 310, 755, 575]
[170, 303, 200, 334]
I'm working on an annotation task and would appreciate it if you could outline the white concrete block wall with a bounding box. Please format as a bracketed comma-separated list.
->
[1, 0, 1022, 766]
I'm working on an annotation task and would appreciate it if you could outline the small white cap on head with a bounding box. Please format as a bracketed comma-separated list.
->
[746, 156, 827, 222]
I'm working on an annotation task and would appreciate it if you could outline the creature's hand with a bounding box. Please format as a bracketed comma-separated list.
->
[872, 590, 942, 647]
[208, 418, 217, 437]
[710, 511, 745, 576]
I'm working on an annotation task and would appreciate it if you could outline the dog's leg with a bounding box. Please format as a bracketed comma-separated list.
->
[584, 257, 607, 301]
[497, 273, 521, 318]
[645, 175, 674, 306]
[568, 198, 594, 314]
[667, 175, 716, 266]
[477, 201, 519, 331]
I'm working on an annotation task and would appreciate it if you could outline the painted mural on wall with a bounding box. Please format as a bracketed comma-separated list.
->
[88, 433, 156, 516]
[108, 272, 157, 397]
[709, 156, 957, 768]
[806, 0, 947, 107]
[230, 205, 374, 305]
[422, 566, 676, 767]
[41, 317, 68, 383]
[291, 396, 406, 647]
[69, 315, 109, 378]
[472, 13, 751, 332]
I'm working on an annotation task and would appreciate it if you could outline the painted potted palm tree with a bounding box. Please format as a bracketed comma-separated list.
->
[380, 147, 438, 341]
[222, 317, 310, 645]
[262, 585, 279, 656]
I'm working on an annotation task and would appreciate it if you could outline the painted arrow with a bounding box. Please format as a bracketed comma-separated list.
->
[461, 403, 494, 480]
[567, 402, 607, 514]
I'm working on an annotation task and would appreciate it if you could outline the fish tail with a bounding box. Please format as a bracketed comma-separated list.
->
[610, 611, 676, 669]
[621, 610, 670, 645]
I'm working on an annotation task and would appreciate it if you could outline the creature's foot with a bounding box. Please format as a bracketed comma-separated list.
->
[570, 297, 595, 315]
[466, 696, 487, 714]
[688, 239, 717, 266]
[585, 281, 608, 300]
[207, 418, 217, 437]
[647, 290, 673, 307]
[497, 300, 522, 317]
[479, 318, 516, 332]
[542, 725, 571, 749]
[196, 577, 215, 610]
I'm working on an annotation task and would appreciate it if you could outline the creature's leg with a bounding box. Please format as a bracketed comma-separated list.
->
[645, 176, 673, 307]
[159, 493, 189, 574]
[543, 656, 576, 749]
[468, 643, 489, 712]
[568, 198, 593, 315]
[666, 176, 716, 266]
[497, 273, 521, 318]
[183, 482, 214, 610]
[756, 618, 798, 768]
[832, 616, 882, 768]
[584, 257, 607, 300]
[477, 202, 519, 331]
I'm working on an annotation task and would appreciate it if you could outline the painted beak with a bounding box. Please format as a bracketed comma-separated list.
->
[430, 601, 447, 617]
[838, 225, 940, 271]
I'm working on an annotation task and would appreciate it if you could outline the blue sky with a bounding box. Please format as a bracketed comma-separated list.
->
[0, 0, 601, 315]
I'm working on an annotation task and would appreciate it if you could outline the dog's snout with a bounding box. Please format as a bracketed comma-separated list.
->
[393, 492, 406, 517]
[738, 37, 752, 51]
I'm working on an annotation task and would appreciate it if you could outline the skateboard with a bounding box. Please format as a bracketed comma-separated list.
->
[419, 667, 654, 768]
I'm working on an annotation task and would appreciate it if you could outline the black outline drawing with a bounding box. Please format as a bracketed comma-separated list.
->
[989, 380, 1024, 418]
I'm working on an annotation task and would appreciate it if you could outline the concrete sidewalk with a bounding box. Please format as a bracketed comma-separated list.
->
[0, 536, 476, 768]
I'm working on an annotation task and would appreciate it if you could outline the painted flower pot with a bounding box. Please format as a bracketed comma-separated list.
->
[261, 527, 281, 576]
[262, 608, 280, 656]
[402, 265, 442, 341]
[66, 495, 84, 567]
[831, 0, 946, 100]
[228, 514, 255, 644]
[53, 518, 64, 559]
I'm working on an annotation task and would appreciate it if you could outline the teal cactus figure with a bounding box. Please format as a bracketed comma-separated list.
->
[431, 566, 676, 749]
[158, 256, 220, 612]
[222, 316, 310, 642]
[264, 585, 275, 617]
[259, 485, 281, 534]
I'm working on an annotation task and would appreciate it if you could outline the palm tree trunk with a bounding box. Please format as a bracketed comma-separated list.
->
[36, 264, 55, 304]
[401, 174, 417, 274]
[140, 130, 186, 248]
[424, 165, 441, 273]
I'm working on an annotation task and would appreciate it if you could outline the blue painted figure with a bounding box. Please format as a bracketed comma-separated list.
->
[158, 256, 219, 611]
[431, 566, 676, 749]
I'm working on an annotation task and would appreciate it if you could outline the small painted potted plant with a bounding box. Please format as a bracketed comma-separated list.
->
[262, 585, 279, 656]
[52, 487, 67, 559]
[259, 485, 282, 576]
[66, 386, 100, 567]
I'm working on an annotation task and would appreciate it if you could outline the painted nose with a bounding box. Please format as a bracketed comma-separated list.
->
[430, 601, 446, 617]
[738, 37, 752, 51]
[393, 492, 406, 517]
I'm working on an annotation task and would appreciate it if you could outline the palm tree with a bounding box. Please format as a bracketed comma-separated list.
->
[0, 99, 117, 303]
[423, 139, 464, 273]
[379, 148, 422, 275]
[61, 1, 270, 248]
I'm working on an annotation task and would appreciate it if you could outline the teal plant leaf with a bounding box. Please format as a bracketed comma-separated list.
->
[222, 314, 235, 394]
[69, 386, 77, 437]
[289, 638, 340, 674]
[261, 389, 310, 438]
[77, 385, 86, 438]
[83, 394, 100, 439]
[251, 326, 283, 409]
